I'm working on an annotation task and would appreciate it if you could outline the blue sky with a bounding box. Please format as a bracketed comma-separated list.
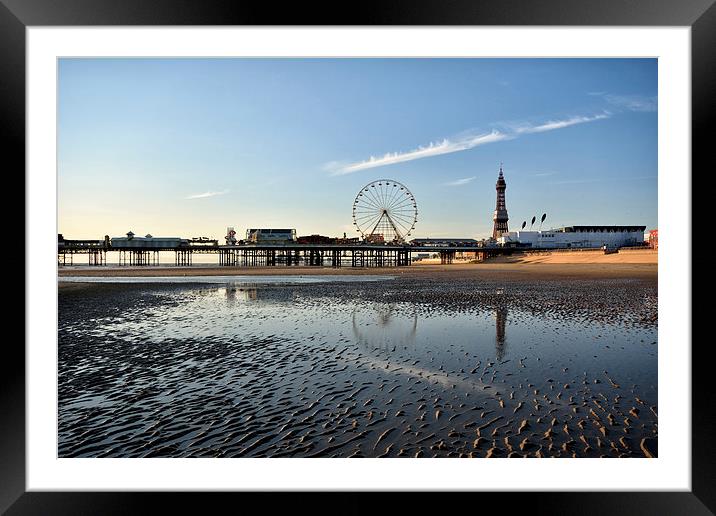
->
[58, 58, 657, 240]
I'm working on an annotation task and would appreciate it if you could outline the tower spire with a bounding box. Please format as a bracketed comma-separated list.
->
[492, 164, 509, 240]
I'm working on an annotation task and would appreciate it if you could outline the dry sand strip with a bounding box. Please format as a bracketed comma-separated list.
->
[58, 259, 657, 282]
[486, 249, 657, 265]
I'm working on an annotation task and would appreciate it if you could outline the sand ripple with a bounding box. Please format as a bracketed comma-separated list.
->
[58, 277, 657, 458]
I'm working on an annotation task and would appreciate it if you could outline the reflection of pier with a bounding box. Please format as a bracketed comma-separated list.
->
[223, 286, 300, 304]
[494, 307, 507, 361]
[352, 304, 418, 350]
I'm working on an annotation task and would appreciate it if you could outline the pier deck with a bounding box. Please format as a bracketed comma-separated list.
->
[58, 242, 513, 267]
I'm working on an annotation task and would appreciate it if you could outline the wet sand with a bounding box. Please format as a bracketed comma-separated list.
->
[58, 261, 657, 283]
[58, 272, 657, 458]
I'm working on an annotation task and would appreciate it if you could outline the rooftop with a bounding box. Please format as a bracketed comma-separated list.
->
[410, 238, 478, 243]
[558, 225, 647, 233]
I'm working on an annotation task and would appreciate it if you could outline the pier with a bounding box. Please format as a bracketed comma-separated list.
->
[58, 240, 512, 268]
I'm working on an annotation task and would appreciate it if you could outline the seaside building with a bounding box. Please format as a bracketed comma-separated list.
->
[498, 225, 647, 249]
[648, 229, 658, 250]
[409, 238, 478, 247]
[410, 238, 481, 261]
[364, 233, 385, 244]
[297, 234, 335, 244]
[492, 165, 509, 240]
[225, 227, 238, 246]
[246, 228, 297, 244]
[336, 236, 360, 245]
[110, 231, 187, 248]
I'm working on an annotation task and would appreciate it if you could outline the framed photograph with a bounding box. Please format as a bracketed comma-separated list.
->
[7, 0, 710, 513]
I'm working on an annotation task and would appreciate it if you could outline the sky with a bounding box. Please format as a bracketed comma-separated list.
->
[58, 58, 657, 241]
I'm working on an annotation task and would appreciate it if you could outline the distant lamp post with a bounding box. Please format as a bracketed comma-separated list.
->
[539, 213, 547, 231]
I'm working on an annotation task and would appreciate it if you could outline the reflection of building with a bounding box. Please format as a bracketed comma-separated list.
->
[225, 287, 258, 303]
[224, 286, 301, 304]
[494, 306, 507, 361]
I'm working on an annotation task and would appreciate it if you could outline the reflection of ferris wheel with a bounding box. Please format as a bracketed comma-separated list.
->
[352, 304, 418, 351]
[352, 179, 418, 243]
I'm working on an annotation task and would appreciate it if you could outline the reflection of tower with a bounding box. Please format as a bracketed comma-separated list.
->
[492, 165, 509, 239]
[494, 306, 507, 361]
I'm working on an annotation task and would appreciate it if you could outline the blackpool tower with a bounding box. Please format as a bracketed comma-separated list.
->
[492, 164, 509, 239]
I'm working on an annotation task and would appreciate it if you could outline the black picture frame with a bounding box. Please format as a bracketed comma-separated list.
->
[5, 1, 710, 513]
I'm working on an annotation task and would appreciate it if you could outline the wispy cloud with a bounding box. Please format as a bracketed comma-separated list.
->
[321, 160, 347, 172]
[589, 92, 657, 112]
[534, 171, 557, 177]
[327, 111, 611, 176]
[329, 130, 509, 176]
[185, 190, 229, 200]
[603, 94, 657, 112]
[548, 178, 602, 185]
[513, 113, 611, 134]
[444, 176, 477, 186]
[548, 174, 656, 185]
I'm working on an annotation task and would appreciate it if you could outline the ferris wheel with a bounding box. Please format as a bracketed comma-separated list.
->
[352, 179, 418, 243]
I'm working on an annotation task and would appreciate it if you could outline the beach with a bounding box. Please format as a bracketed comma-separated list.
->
[58, 249, 658, 283]
[58, 252, 657, 458]
[44, 52, 666, 469]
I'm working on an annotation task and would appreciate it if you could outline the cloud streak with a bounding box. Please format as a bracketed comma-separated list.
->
[513, 113, 610, 134]
[185, 190, 229, 199]
[330, 130, 509, 176]
[603, 94, 657, 112]
[444, 176, 476, 186]
[548, 178, 602, 185]
[328, 111, 611, 176]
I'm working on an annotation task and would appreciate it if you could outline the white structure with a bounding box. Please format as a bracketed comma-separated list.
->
[110, 231, 187, 248]
[246, 228, 297, 243]
[225, 227, 237, 246]
[498, 225, 646, 249]
[410, 238, 478, 247]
